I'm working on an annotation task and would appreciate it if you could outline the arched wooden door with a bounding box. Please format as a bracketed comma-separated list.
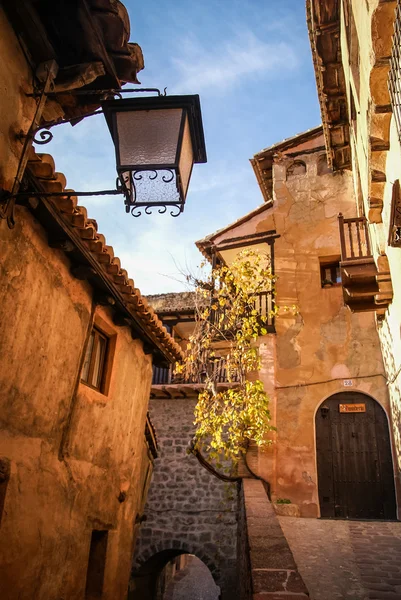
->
[316, 392, 396, 519]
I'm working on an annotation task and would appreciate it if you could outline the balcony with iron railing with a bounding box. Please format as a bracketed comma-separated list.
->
[151, 355, 240, 398]
[150, 287, 274, 398]
[209, 290, 275, 335]
[338, 213, 392, 312]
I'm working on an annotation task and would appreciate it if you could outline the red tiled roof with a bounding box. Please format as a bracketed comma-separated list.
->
[26, 148, 183, 363]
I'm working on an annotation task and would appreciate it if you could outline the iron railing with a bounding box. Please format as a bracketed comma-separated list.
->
[338, 214, 372, 261]
[389, 0, 401, 143]
[209, 290, 275, 333]
[152, 356, 240, 386]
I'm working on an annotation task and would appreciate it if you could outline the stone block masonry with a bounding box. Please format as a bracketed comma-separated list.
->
[133, 397, 239, 599]
[240, 479, 309, 600]
[278, 515, 401, 600]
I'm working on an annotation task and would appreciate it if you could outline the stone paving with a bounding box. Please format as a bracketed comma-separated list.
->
[164, 555, 220, 600]
[278, 517, 401, 600]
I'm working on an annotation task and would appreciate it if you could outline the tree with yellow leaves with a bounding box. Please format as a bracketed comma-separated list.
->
[176, 248, 276, 465]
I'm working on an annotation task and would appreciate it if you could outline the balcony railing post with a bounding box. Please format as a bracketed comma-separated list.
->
[347, 221, 355, 257]
[356, 220, 363, 257]
[363, 218, 372, 256]
[152, 354, 242, 385]
[338, 213, 347, 261]
[338, 213, 374, 262]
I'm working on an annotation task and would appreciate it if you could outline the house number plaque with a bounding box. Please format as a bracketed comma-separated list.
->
[339, 403, 366, 413]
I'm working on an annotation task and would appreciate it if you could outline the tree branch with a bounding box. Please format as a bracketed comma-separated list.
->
[191, 446, 242, 483]
[191, 443, 271, 500]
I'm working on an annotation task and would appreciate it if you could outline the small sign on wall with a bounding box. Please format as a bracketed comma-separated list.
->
[343, 379, 353, 387]
[339, 403, 366, 413]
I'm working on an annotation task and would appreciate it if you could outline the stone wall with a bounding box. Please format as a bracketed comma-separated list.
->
[239, 479, 309, 600]
[237, 483, 252, 600]
[132, 397, 239, 599]
[146, 292, 196, 313]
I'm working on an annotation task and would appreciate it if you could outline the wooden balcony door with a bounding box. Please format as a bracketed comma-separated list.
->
[316, 392, 396, 520]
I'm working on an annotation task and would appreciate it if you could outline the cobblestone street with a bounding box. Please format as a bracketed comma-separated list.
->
[279, 517, 401, 600]
[164, 556, 220, 600]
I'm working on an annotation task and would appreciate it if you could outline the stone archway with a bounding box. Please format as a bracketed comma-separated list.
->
[132, 396, 239, 599]
[316, 391, 397, 519]
[162, 555, 219, 600]
[130, 541, 221, 600]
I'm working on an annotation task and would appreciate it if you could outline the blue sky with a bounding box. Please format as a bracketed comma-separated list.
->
[45, 0, 321, 294]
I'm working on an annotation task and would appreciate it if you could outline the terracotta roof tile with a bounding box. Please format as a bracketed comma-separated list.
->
[26, 148, 183, 363]
[254, 125, 323, 157]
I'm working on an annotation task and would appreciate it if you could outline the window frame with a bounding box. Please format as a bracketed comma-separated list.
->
[85, 530, 108, 598]
[286, 160, 307, 179]
[317, 154, 332, 176]
[389, 2, 401, 144]
[81, 327, 109, 392]
[388, 180, 401, 248]
[320, 260, 342, 288]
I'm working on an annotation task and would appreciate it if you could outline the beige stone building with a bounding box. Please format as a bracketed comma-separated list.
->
[0, 2, 182, 599]
[307, 0, 401, 497]
[150, 126, 400, 520]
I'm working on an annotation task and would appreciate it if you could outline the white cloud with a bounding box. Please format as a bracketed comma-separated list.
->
[116, 217, 201, 294]
[189, 164, 251, 195]
[171, 30, 299, 95]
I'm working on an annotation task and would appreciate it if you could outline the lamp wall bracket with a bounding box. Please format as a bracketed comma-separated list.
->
[18, 88, 166, 147]
[0, 60, 59, 229]
[0, 180, 184, 219]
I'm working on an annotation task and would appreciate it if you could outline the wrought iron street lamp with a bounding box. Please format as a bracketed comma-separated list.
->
[0, 65, 207, 226]
[102, 94, 206, 217]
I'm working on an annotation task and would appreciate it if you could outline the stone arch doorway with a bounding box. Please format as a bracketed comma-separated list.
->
[130, 545, 221, 600]
[316, 391, 397, 520]
[162, 555, 219, 600]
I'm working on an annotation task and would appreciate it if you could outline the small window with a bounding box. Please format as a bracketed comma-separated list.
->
[0, 458, 11, 527]
[350, 89, 358, 137]
[85, 530, 108, 598]
[317, 155, 332, 176]
[81, 328, 108, 391]
[320, 261, 341, 287]
[286, 160, 306, 179]
[388, 180, 401, 247]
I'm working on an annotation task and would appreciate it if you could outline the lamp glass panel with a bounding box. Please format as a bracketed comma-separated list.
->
[115, 108, 183, 167]
[178, 114, 194, 199]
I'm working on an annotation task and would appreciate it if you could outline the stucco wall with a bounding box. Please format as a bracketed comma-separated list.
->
[0, 6, 37, 191]
[267, 150, 394, 516]
[0, 8, 159, 598]
[133, 397, 238, 599]
[0, 206, 153, 600]
[239, 479, 309, 600]
[211, 143, 398, 517]
[379, 121, 401, 474]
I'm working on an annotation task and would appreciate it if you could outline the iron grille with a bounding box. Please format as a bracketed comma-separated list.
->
[152, 355, 241, 386]
[389, 0, 401, 142]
